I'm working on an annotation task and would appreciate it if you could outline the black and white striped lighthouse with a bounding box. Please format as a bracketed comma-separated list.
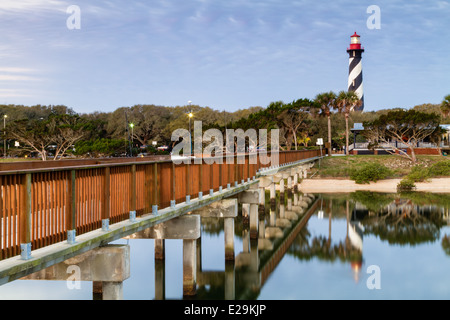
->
[347, 32, 364, 111]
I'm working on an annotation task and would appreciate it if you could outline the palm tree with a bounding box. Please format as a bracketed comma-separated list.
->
[314, 91, 337, 156]
[441, 94, 450, 119]
[337, 91, 362, 155]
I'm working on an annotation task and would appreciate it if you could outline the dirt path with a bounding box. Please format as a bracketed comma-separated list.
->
[298, 178, 450, 193]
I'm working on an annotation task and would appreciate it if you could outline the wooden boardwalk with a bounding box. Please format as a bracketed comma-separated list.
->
[0, 150, 320, 283]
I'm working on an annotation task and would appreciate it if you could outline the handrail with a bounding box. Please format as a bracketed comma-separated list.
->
[0, 149, 319, 174]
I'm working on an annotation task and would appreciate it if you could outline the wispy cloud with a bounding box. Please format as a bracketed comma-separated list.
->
[0, 89, 32, 98]
[0, 67, 45, 101]
[0, 67, 42, 81]
[0, 67, 38, 74]
[0, 0, 67, 13]
[0, 75, 40, 81]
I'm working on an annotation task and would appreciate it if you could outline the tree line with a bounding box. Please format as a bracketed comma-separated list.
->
[1, 93, 449, 160]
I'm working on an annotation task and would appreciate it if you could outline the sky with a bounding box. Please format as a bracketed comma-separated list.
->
[0, 0, 449, 114]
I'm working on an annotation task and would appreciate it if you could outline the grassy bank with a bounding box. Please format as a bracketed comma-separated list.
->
[313, 155, 450, 180]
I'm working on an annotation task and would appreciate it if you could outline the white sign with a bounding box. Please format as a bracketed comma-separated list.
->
[316, 138, 323, 146]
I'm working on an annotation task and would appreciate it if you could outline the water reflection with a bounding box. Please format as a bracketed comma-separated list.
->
[188, 193, 320, 300]
[193, 191, 450, 299]
[1, 191, 450, 300]
[350, 192, 447, 246]
[288, 197, 364, 283]
[286, 192, 450, 288]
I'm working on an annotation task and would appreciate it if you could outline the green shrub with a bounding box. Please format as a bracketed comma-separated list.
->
[406, 165, 430, 182]
[74, 138, 127, 156]
[397, 179, 416, 192]
[350, 162, 393, 184]
[428, 161, 450, 177]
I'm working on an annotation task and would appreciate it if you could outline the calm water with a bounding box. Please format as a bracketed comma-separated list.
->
[1, 191, 450, 300]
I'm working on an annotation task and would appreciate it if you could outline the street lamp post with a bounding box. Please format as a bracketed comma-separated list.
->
[129, 123, 134, 157]
[188, 101, 193, 155]
[3, 115, 7, 159]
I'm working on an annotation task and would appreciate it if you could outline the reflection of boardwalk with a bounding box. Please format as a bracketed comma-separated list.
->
[259, 198, 319, 287]
[195, 194, 318, 300]
[18, 191, 318, 300]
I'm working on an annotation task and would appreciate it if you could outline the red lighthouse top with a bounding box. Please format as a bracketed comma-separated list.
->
[348, 32, 363, 50]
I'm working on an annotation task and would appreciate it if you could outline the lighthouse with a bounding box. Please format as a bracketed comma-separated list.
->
[347, 32, 364, 111]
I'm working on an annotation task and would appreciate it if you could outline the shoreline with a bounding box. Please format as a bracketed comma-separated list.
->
[297, 178, 450, 194]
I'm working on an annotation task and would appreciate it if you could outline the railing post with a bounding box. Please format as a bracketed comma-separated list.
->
[240, 158, 244, 184]
[234, 157, 238, 187]
[247, 155, 251, 182]
[102, 167, 110, 231]
[186, 161, 191, 204]
[145, 164, 151, 214]
[67, 170, 77, 244]
[170, 162, 176, 208]
[198, 160, 203, 199]
[20, 173, 32, 260]
[209, 161, 213, 196]
[129, 164, 136, 222]
[218, 157, 223, 192]
[227, 158, 231, 190]
[152, 163, 158, 214]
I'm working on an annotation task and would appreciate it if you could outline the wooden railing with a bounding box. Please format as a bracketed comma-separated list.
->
[0, 150, 320, 260]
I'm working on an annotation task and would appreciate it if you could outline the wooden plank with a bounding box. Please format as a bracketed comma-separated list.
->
[159, 162, 172, 209]
[102, 167, 110, 222]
